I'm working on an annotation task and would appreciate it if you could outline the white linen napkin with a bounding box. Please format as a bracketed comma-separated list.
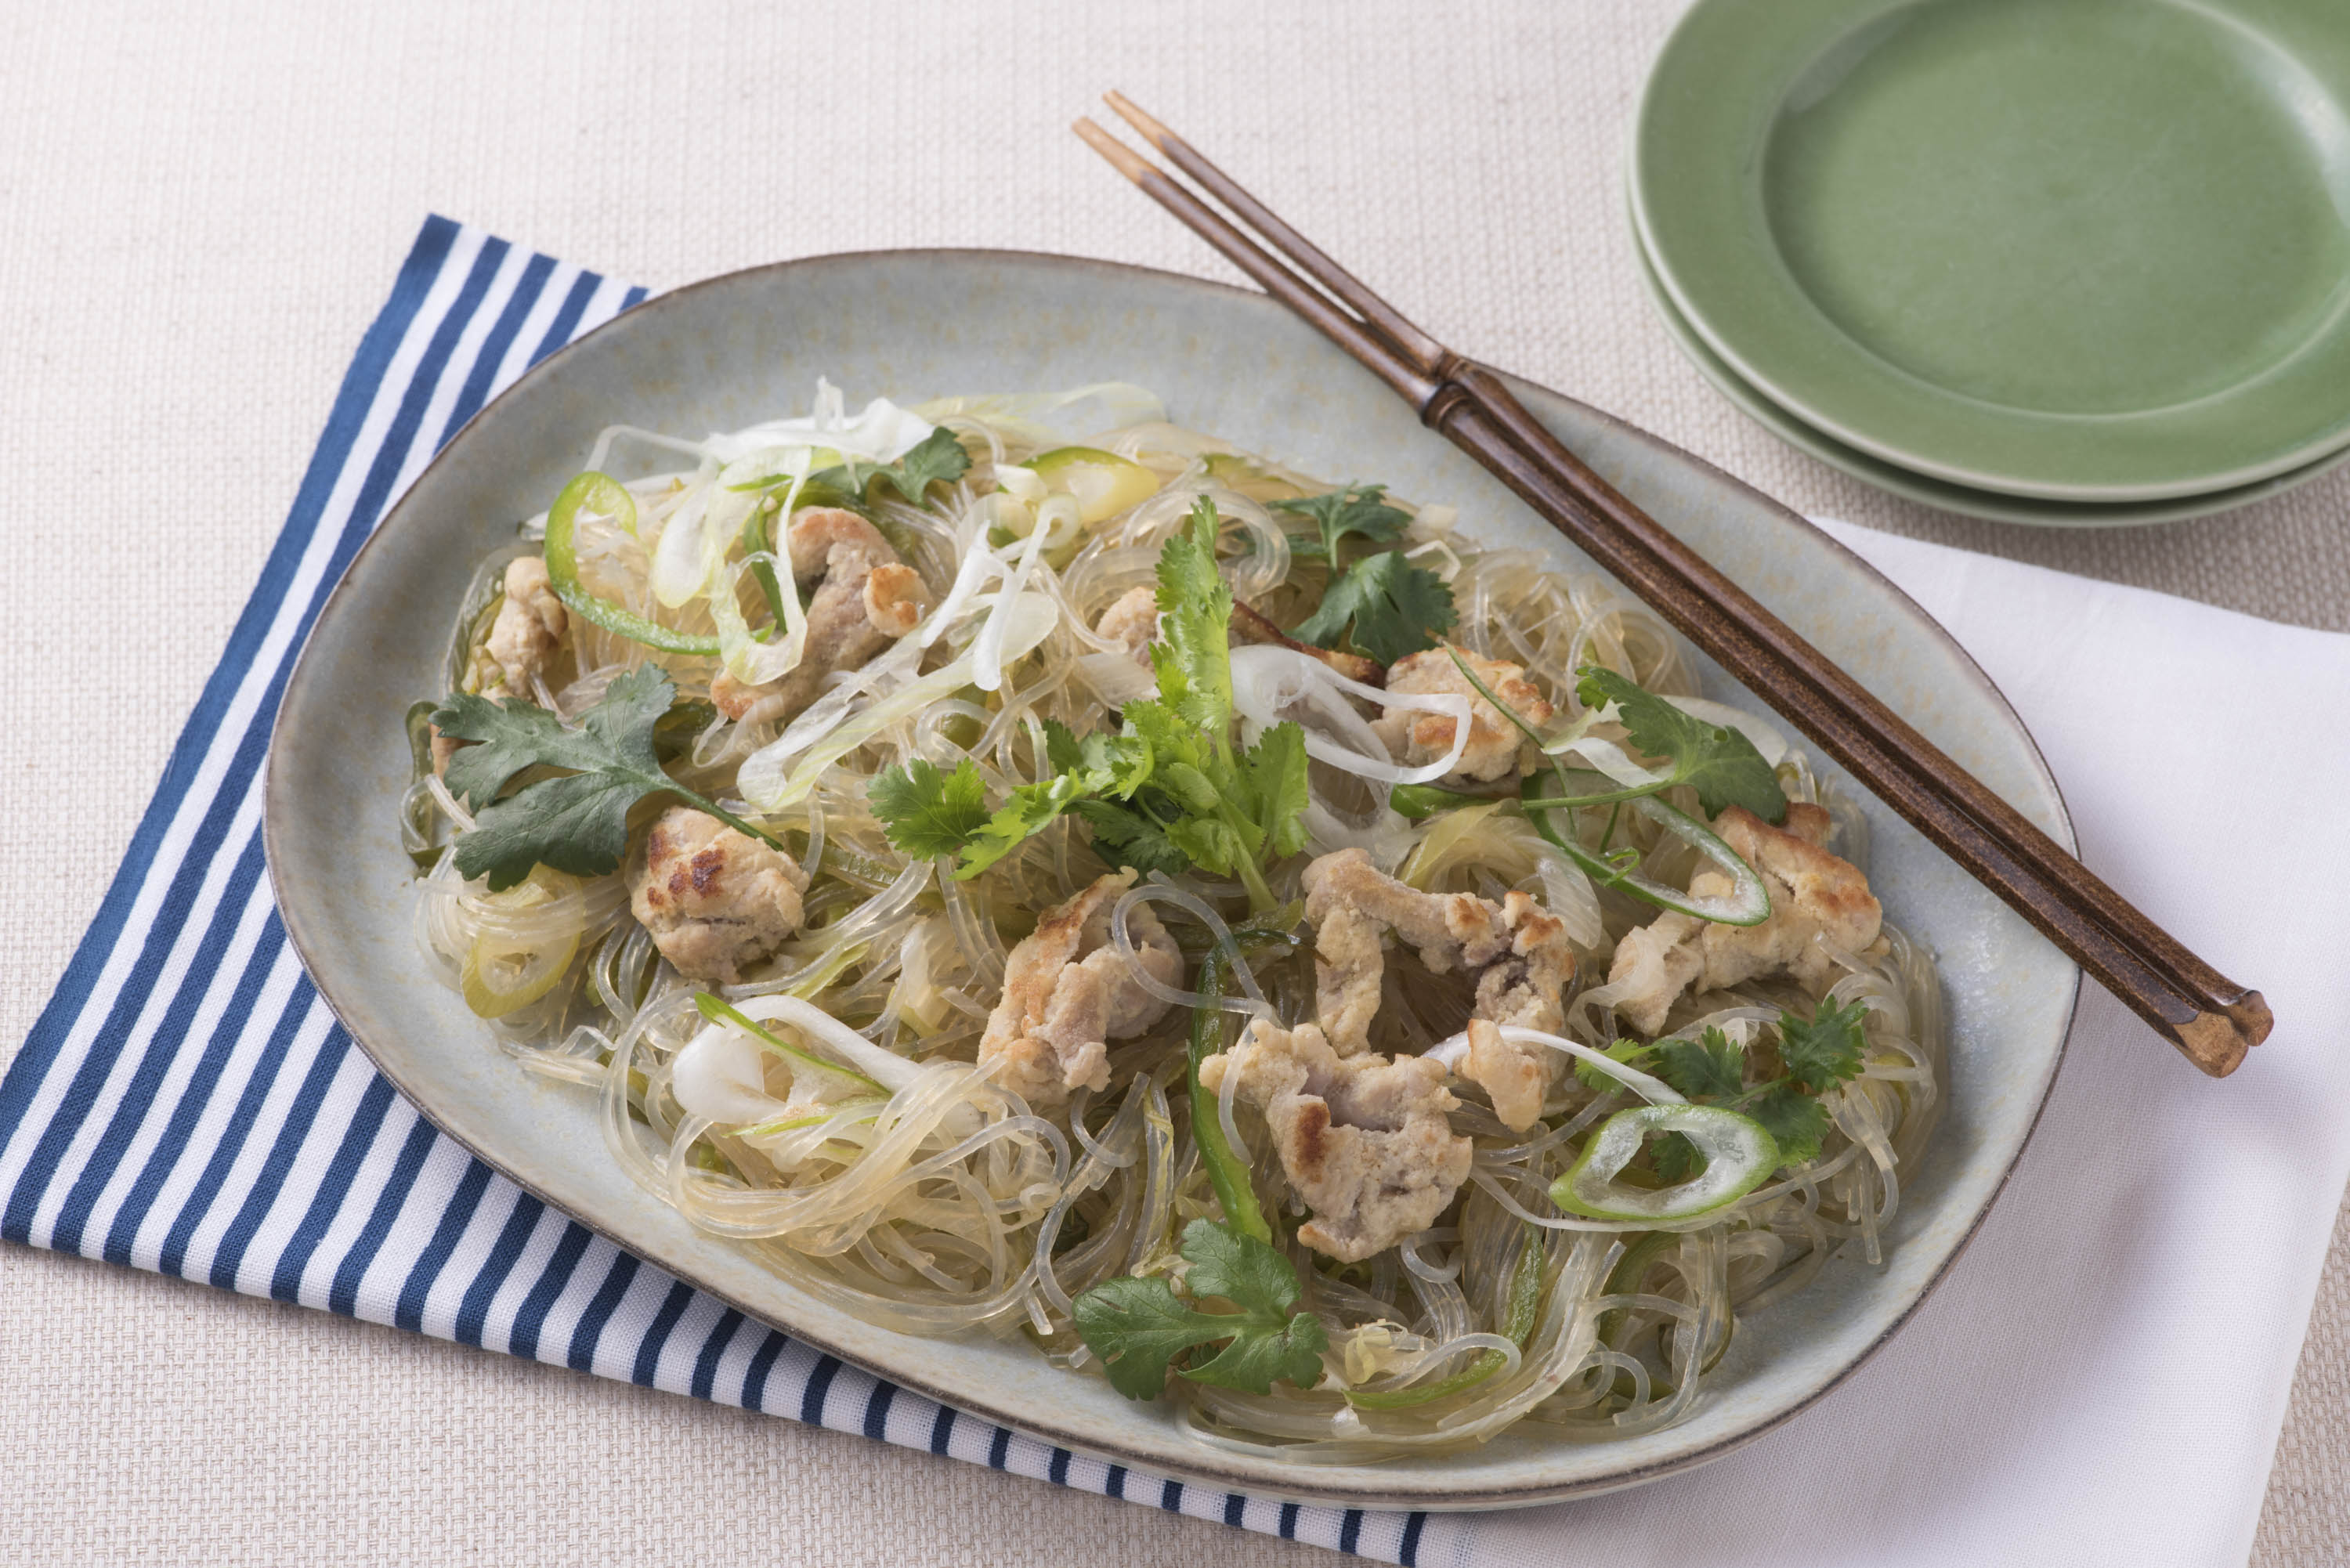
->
[1421, 522, 2350, 1568]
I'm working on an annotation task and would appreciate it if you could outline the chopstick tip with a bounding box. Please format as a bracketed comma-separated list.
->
[1103, 89, 1173, 150]
[1072, 116, 1153, 182]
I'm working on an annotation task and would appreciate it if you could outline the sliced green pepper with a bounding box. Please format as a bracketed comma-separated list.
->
[1387, 782, 1507, 818]
[1595, 1230, 1673, 1349]
[736, 490, 794, 635]
[1553, 1105, 1779, 1222]
[1347, 1228, 1546, 1410]
[544, 471, 721, 656]
[1188, 946, 1271, 1245]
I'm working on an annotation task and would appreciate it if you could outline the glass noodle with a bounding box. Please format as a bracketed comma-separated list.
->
[407, 382, 1943, 1454]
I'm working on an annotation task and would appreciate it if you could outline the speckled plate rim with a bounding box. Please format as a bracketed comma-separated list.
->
[1632, 0, 2350, 503]
[264, 248, 2081, 1510]
[1627, 204, 2350, 528]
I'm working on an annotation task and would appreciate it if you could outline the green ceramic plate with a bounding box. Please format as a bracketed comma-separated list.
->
[1633, 0, 2350, 502]
[1630, 213, 2350, 526]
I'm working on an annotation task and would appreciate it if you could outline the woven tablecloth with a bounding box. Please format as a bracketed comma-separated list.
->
[5, 2, 2344, 1562]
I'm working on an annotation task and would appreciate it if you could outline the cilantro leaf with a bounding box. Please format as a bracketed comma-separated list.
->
[1242, 721, 1312, 859]
[1165, 813, 1249, 876]
[438, 660, 671, 810]
[1042, 716, 1086, 775]
[874, 719, 1159, 877]
[1574, 1039, 1655, 1095]
[1574, 667, 1786, 823]
[1643, 1036, 1748, 1181]
[1573, 1008, 1856, 1173]
[1069, 797, 1189, 878]
[1184, 1310, 1329, 1394]
[1650, 1131, 1705, 1183]
[1071, 1276, 1231, 1400]
[1151, 497, 1238, 733]
[877, 428, 975, 503]
[1078, 726, 1156, 797]
[1290, 551, 1458, 665]
[1653, 1027, 1747, 1100]
[1071, 1219, 1327, 1400]
[808, 426, 971, 511]
[868, 757, 992, 860]
[960, 773, 1101, 875]
[1267, 482, 1453, 667]
[956, 730, 1156, 877]
[1270, 483, 1412, 560]
[432, 666, 778, 893]
[1039, 717, 1155, 799]
[1741, 1082, 1834, 1166]
[1777, 996, 1870, 1093]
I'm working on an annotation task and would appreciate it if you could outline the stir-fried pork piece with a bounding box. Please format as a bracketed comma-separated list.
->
[1094, 585, 1159, 667]
[1300, 848, 1577, 1130]
[1369, 645, 1551, 785]
[486, 555, 568, 699]
[1460, 1019, 1547, 1135]
[627, 806, 808, 984]
[1606, 804, 1882, 1035]
[430, 555, 572, 779]
[710, 508, 929, 726]
[979, 869, 1182, 1107]
[1199, 1020, 1473, 1263]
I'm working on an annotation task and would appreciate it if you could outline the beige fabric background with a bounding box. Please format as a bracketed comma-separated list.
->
[3, 1, 2343, 1561]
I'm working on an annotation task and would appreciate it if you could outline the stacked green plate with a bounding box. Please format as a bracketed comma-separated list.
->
[1632, 0, 2350, 526]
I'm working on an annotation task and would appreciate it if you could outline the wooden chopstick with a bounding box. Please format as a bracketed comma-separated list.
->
[1083, 103, 2254, 1059]
[1076, 97, 2272, 1077]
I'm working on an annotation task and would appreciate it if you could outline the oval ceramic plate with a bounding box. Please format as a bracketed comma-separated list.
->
[1635, 0, 2350, 502]
[1630, 213, 2350, 527]
[266, 251, 2080, 1508]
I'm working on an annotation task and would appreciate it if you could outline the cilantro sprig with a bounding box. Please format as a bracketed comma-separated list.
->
[735, 426, 974, 512]
[432, 666, 783, 892]
[867, 757, 992, 860]
[1777, 995, 1871, 1091]
[1571, 999, 1871, 1172]
[1072, 1219, 1328, 1400]
[1271, 483, 1412, 559]
[1269, 482, 1456, 664]
[809, 426, 972, 509]
[1290, 551, 1460, 665]
[866, 499, 1310, 909]
[1571, 667, 1786, 823]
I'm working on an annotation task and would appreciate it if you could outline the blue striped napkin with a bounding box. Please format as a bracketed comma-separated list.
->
[0, 216, 1439, 1565]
